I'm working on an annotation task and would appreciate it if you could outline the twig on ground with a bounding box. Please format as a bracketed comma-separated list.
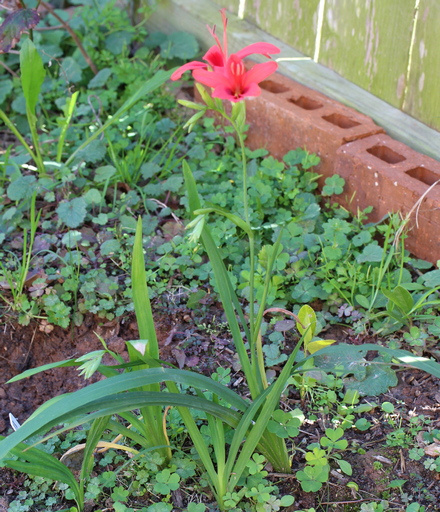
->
[0, 60, 18, 78]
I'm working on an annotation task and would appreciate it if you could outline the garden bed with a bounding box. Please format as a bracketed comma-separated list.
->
[1, 314, 439, 511]
[0, 1, 440, 512]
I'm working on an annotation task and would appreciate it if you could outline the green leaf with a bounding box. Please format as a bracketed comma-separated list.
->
[111, 486, 130, 502]
[147, 503, 172, 512]
[76, 139, 107, 163]
[20, 38, 45, 115]
[344, 357, 398, 396]
[296, 464, 329, 492]
[388, 479, 407, 489]
[280, 495, 295, 506]
[314, 343, 440, 378]
[92, 213, 108, 225]
[132, 217, 159, 359]
[7, 175, 37, 201]
[291, 280, 323, 303]
[322, 174, 345, 196]
[297, 304, 316, 345]
[141, 162, 161, 179]
[94, 165, 116, 183]
[101, 239, 121, 256]
[381, 401, 394, 413]
[421, 269, 440, 288]
[321, 427, 347, 449]
[61, 230, 82, 248]
[62, 56, 83, 83]
[84, 188, 102, 205]
[57, 197, 87, 228]
[337, 459, 352, 475]
[355, 294, 371, 309]
[263, 343, 288, 367]
[313, 344, 368, 380]
[0, 9, 40, 53]
[187, 503, 206, 512]
[7, 358, 80, 383]
[0, 79, 13, 103]
[105, 31, 133, 55]
[382, 285, 414, 315]
[355, 418, 372, 431]
[352, 230, 371, 247]
[267, 410, 300, 438]
[357, 243, 383, 263]
[160, 31, 199, 59]
[186, 290, 206, 309]
[195, 206, 253, 239]
[163, 175, 183, 192]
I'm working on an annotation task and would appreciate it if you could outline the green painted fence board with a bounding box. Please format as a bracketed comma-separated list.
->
[246, 0, 320, 58]
[319, 0, 415, 109]
[211, 0, 240, 15]
[404, 0, 440, 131]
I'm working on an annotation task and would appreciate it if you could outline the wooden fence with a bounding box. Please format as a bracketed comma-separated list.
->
[212, 0, 440, 132]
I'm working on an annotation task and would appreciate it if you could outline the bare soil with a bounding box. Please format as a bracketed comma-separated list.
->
[0, 313, 439, 511]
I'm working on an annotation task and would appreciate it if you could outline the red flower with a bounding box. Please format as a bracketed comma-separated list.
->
[170, 8, 280, 102]
[193, 55, 278, 102]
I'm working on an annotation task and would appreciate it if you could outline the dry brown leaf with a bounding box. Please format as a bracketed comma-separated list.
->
[425, 443, 440, 457]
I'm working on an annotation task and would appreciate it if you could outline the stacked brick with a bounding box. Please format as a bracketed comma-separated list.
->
[195, 63, 440, 263]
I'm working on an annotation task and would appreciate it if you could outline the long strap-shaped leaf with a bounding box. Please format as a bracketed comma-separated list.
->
[30, 392, 243, 445]
[182, 161, 261, 397]
[0, 367, 249, 460]
[132, 217, 159, 359]
[183, 161, 291, 472]
[0, 436, 82, 509]
[131, 216, 170, 460]
[80, 415, 111, 501]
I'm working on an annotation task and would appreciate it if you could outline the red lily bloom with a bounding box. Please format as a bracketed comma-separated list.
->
[170, 8, 280, 101]
[193, 55, 278, 102]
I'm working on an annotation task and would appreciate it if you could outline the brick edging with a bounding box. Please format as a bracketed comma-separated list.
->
[205, 64, 440, 263]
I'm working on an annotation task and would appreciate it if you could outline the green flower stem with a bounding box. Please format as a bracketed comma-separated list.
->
[0, 109, 39, 166]
[224, 111, 260, 386]
[27, 111, 46, 176]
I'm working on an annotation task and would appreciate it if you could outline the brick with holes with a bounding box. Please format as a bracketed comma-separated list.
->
[243, 64, 385, 186]
[335, 133, 440, 263]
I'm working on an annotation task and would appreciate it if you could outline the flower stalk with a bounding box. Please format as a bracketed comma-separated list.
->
[174, 8, 290, 473]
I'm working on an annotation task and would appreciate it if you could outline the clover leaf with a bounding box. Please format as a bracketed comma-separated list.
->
[322, 174, 345, 196]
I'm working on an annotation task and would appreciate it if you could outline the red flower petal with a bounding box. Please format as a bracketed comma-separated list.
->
[203, 45, 225, 68]
[192, 68, 230, 88]
[243, 61, 278, 86]
[242, 82, 262, 98]
[210, 85, 238, 101]
[212, 81, 262, 102]
[170, 61, 207, 81]
[235, 42, 281, 60]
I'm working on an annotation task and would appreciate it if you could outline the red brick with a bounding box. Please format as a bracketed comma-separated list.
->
[335, 134, 440, 263]
[192, 65, 440, 262]
[243, 67, 385, 186]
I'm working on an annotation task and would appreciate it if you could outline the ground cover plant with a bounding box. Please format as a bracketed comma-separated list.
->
[0, 2, 440, 511]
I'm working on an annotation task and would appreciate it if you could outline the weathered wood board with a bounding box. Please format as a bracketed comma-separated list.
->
[318, 0, 415, 110]
[210, 0, 241, 16]
[245, 0, 320, 58]
[404, 0, 440, 131]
